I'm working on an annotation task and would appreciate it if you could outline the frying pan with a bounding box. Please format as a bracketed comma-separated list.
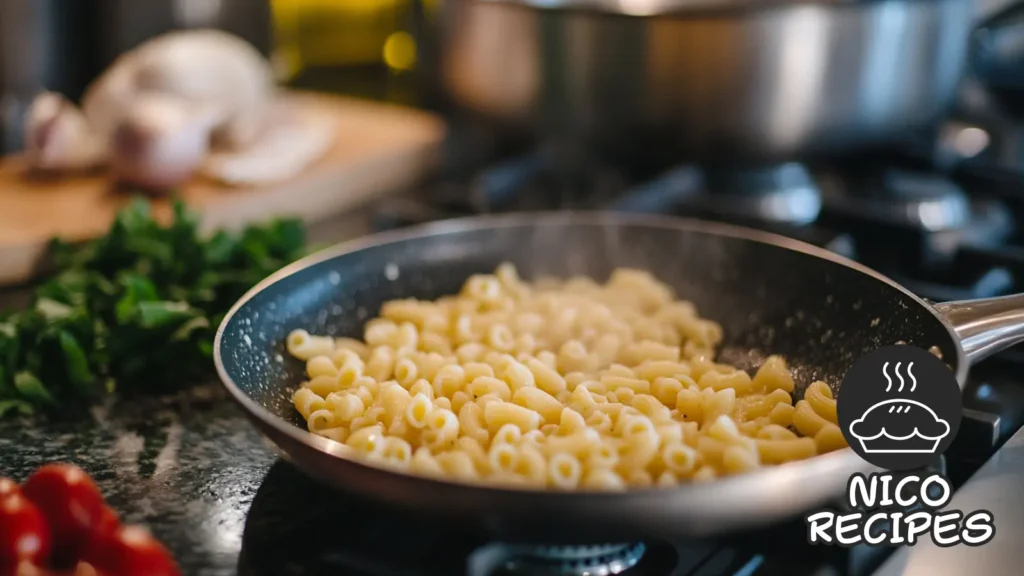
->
[213, 213, 1024, 540]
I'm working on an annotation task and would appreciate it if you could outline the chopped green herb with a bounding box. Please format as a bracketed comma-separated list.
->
[0, 198, 306, 418]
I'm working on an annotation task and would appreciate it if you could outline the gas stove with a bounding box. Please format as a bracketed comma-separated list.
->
[321, 123, 1023, 576]
[234, 91, 1024, 576]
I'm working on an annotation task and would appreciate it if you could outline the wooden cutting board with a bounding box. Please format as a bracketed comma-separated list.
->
[0, 91, 445, 286]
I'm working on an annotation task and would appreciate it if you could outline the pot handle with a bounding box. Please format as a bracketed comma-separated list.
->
[933, 293, 1024, 363]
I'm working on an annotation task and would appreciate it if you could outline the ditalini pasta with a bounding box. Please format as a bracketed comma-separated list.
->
[287, 264, 846, 490]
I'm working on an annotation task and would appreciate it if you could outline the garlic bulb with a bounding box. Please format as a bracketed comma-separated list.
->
[84, 29, 275, 150]
[23, 29, 332, 188]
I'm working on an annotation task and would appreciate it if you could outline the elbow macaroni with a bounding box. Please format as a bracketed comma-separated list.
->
[288, 264, 847, 490]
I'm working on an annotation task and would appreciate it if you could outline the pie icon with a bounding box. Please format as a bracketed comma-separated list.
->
[848, 398, 950, 454]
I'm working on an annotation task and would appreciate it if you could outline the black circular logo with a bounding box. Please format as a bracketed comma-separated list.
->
[836, 345, 962, 471]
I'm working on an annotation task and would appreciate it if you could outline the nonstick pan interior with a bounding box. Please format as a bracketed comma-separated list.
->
[215, 213, 963, 538]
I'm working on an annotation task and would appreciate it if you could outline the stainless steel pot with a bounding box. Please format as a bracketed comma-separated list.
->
[439, 0, 974, 164]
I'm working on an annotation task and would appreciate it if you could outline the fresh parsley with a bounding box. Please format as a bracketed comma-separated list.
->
[0, 198, 306, 419]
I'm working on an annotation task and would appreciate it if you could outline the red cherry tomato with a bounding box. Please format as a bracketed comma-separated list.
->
[81, 526, 179, 576]
[21, 464, 104, 561]
[93, 507, 120, 538]
[0, 479, 19, 501]
[0, 494, 51, 567]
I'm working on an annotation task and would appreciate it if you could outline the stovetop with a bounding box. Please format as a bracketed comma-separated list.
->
[342, 114, 1024, 576]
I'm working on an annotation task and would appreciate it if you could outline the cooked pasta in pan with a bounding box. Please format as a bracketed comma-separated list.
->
[288, 264, 846, 490]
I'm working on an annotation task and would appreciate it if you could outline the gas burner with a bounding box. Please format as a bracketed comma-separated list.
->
[608, 163, 822, 227]
[819, 168, 972, 232]
[696, 163, 823, 226]
[468, 543, 646, 576]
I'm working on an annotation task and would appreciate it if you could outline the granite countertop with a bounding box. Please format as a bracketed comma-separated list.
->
[0, 382, 480, 576]
[0, 385, 276, 576]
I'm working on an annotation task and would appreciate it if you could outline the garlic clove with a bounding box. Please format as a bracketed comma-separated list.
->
[109, 94, 224, 190]
[24, 91, 108, 172]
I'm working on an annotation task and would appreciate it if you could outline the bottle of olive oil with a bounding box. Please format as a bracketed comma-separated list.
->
[270, 0, 436, 107]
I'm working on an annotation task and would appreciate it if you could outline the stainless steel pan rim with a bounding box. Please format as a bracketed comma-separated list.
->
[214, 212, 1024, 534]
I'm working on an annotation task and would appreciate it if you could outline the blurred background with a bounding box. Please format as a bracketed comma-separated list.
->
[0, 0, 442, 152]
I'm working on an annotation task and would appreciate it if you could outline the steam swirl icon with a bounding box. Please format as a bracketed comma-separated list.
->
[848, 362, 951, 454]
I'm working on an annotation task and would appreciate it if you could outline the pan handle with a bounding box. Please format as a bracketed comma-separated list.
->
[933, 293, 1024, 363]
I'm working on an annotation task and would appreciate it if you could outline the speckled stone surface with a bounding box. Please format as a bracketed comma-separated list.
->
[0, 384, 496, 576]
[0, 385, 277, 576]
